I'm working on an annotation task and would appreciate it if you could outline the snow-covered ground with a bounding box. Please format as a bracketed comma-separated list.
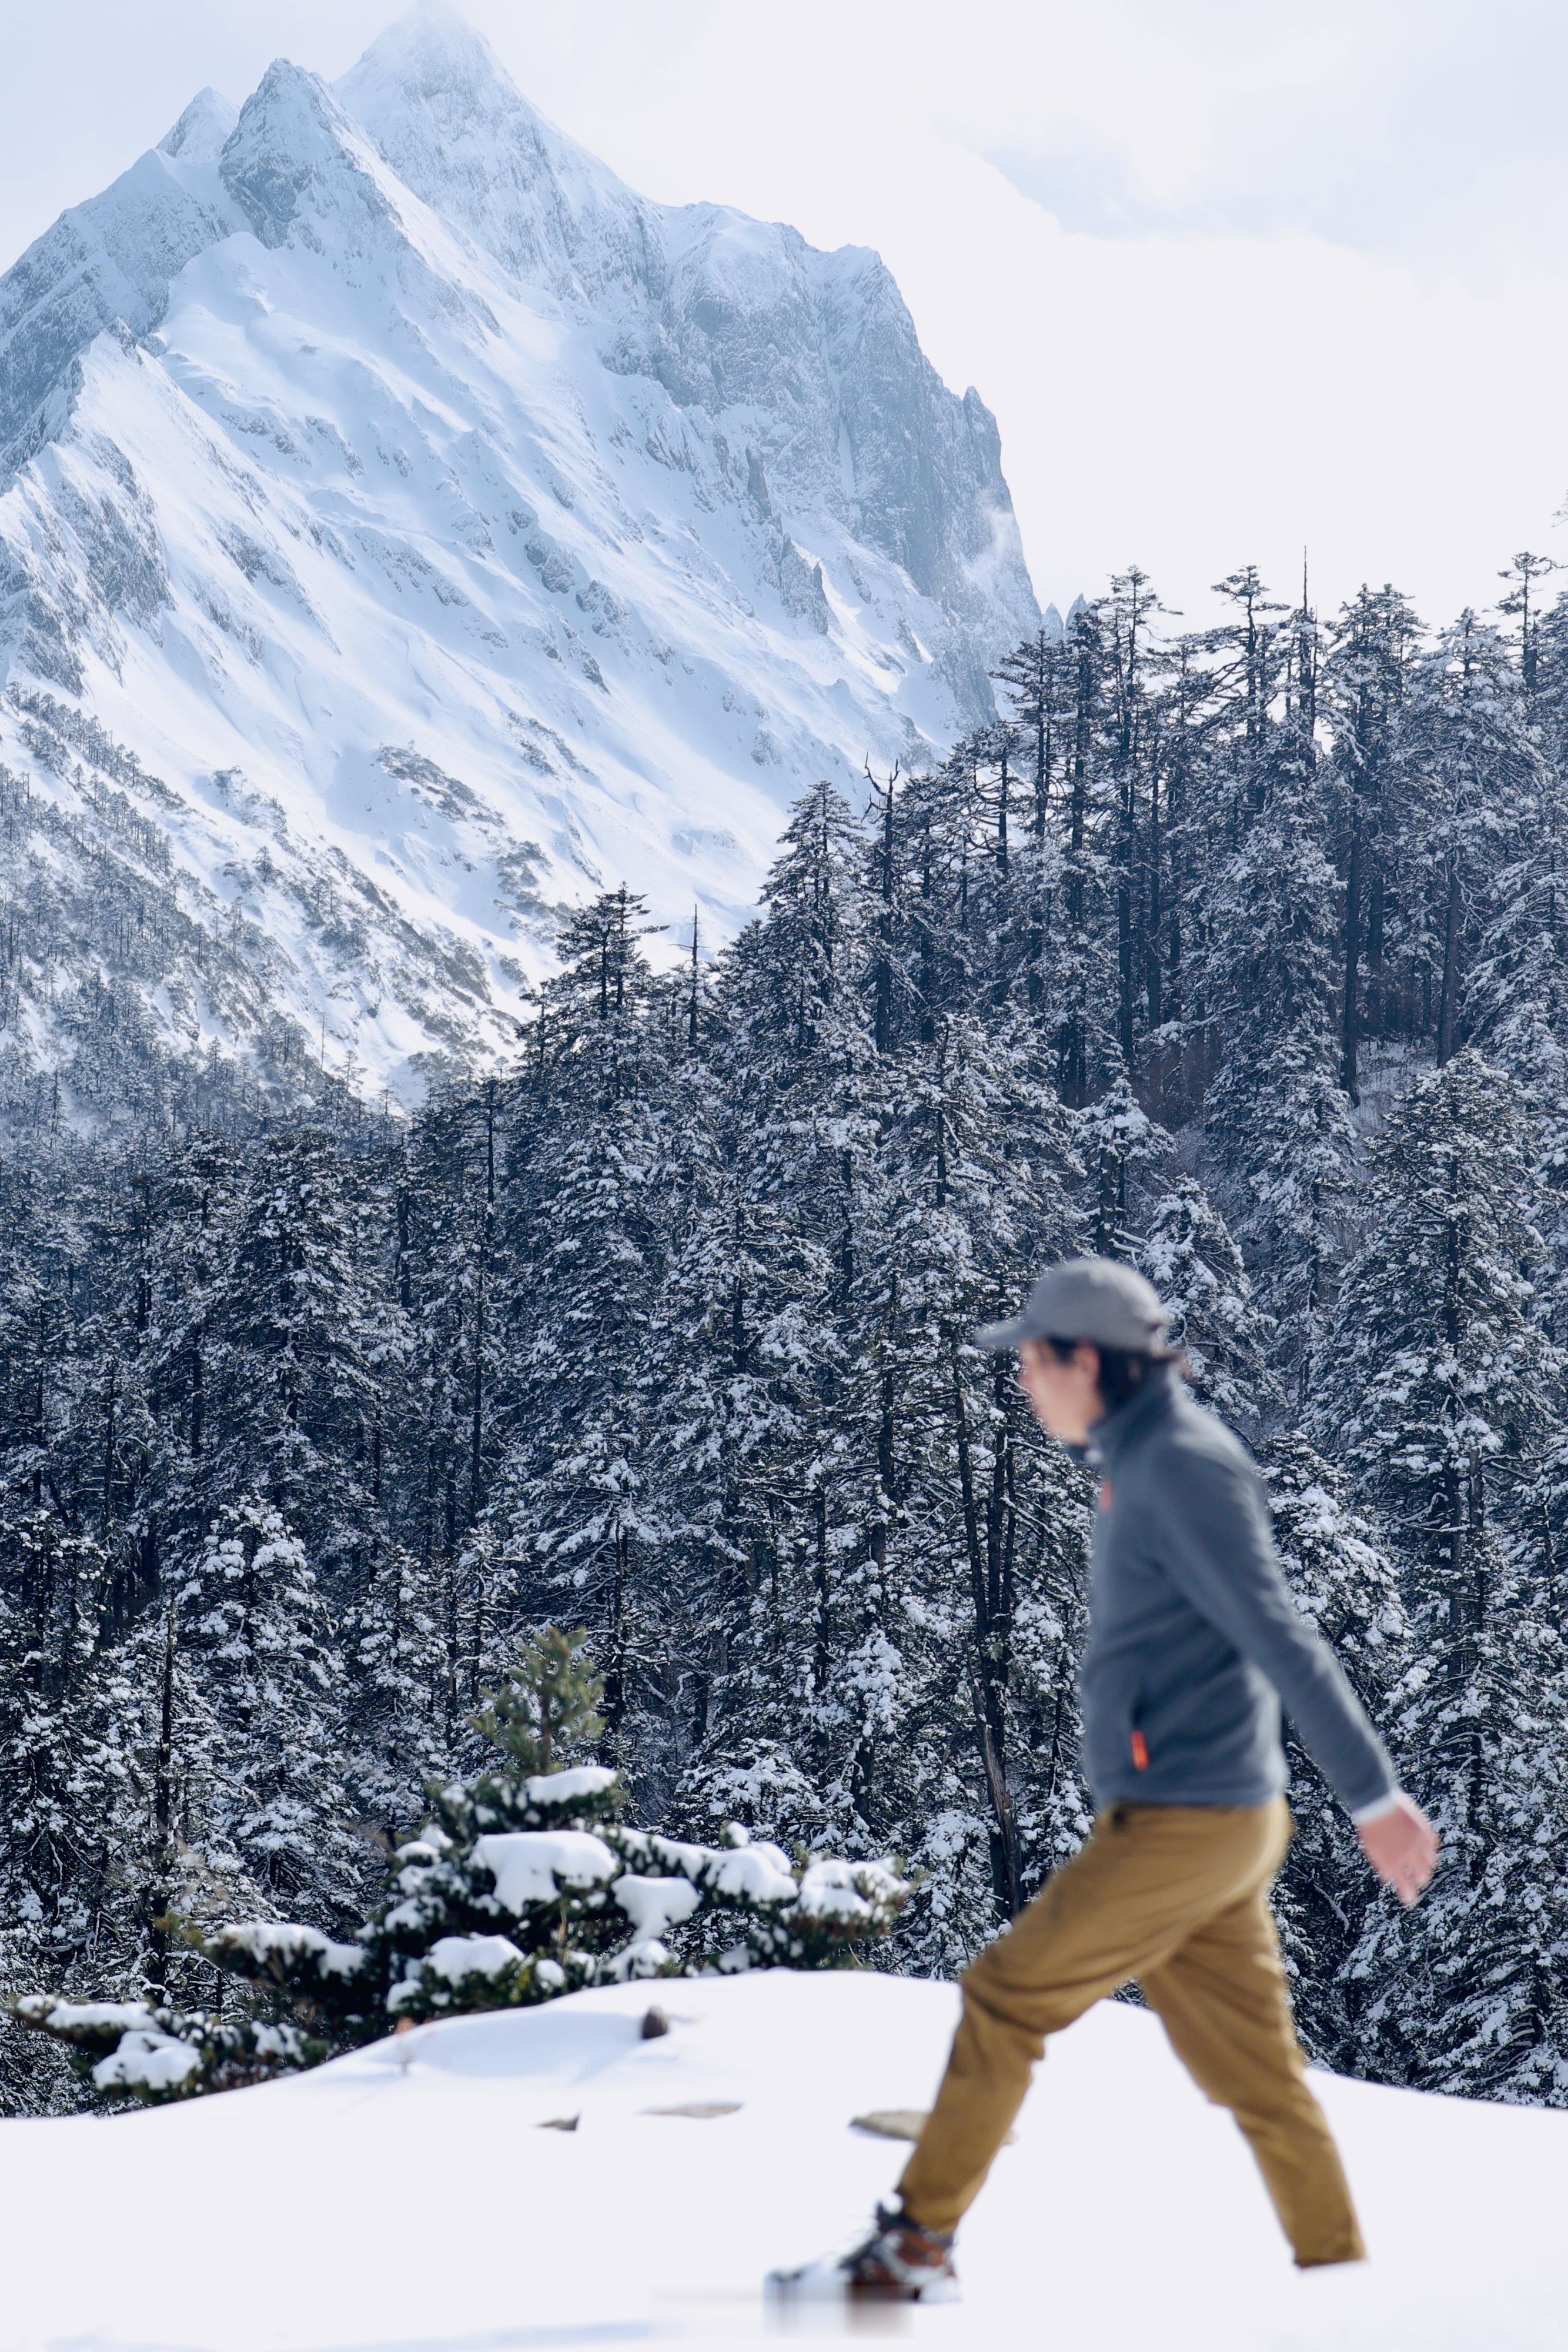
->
[2, 1970, 1562, 2351]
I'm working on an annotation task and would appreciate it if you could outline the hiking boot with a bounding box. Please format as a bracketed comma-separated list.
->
[842, 2203, 958, 2300]
[769, 2203, 959, 2304]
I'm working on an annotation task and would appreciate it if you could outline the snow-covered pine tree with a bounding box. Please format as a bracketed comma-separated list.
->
[170, 1498, 362, 1930]
[669, 784, 888, 1853]
[1048, 604, 1122, 1108]
[1460, 594, 1568, 1338]
[389, 1083, 510, 1753]
[0, 1172, 79, 1525]
[1323, 1051, 1568, 2098]
[341, 1537, 456, 1843]
[1322, 584, 1424, 1104]
[1099, 566, 1171, 1073]
[992, 621, 1068, 853]
[486, 888, 683, 1791]
[991, 630, 1072, 1034]
[133, 1135, 246, 1580]
[1075, 1071, 1172, 1262]
[1202, 698, 1355, 1402]
[19, 1628, 907, 2103]
[850, 750, 1090, 1962]
[868, 1007, 1034, 1947]
[652, 1014, 816, 1824]
[206, 1131, 396, 1578]
[0, 1509, 155, 2110]
[139, 1130, 397, 1590]
[1259, 1439, 1408, 2066]
[1406, 612, 1530, 1070]
[1137, 1178, 1279, 1435]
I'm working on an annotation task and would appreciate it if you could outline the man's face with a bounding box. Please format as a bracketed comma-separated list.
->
[1017, 1337, 1104, 1446]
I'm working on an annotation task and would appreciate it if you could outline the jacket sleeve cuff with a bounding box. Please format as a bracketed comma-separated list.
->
[1349, 1789, 1403, 1827]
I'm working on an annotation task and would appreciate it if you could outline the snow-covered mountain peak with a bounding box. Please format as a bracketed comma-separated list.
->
[159, 88, 240, 166]
[0, 6, 1038, 1114]
[337, 4, 649, 306]
[219, 59, 408, 255]
[340, 0, 560, 151]
[347, 0, 520, 108]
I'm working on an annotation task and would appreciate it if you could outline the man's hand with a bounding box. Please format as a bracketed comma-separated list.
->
[1358, 1792, 1439, 1906]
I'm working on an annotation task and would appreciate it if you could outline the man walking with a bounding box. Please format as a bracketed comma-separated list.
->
[786, 1257, 1438, 2302]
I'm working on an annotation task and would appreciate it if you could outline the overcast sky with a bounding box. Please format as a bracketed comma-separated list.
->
[6, 0, 1568, 629]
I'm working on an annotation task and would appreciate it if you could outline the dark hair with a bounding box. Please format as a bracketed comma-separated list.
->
[1043, 1336, 1165, 1415]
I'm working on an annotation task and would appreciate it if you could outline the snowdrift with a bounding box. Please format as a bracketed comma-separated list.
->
[1, 1969, 1562, 2350]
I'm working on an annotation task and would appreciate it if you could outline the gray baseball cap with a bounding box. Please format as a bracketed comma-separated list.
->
[975, 1256, 1172, 1355]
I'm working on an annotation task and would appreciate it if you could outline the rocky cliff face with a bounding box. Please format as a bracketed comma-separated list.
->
[0, 2, 1037, 1113]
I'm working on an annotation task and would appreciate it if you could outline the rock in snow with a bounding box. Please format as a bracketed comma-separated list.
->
[0, 1971, 1564, 2347]
[0, 2, 1038, 1104]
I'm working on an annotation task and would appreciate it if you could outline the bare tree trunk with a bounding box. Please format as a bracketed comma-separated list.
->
[146, 1602, 178, 2000]
[1437, 853, 1462, 1065]
[1342, 797, 1363, 1102]
[950, 1343, 1019, 1916]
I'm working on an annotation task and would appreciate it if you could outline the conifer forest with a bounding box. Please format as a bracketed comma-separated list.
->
[7, 562, 1568, 2115]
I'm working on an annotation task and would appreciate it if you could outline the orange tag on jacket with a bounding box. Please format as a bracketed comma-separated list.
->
[1131, 1730, 1149, 1772]
[1098, 1479, 1113, 1512]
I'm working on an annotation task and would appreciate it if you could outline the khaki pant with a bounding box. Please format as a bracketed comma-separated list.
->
[897, 1799, 1364, 2267]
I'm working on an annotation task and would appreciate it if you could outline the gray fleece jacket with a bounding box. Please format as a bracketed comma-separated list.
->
[1079, 1366, 1396, 1815]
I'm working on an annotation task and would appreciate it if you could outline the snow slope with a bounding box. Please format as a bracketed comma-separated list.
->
[2, 1970, 1563, 2350]
[0, 4, 1037, 1105]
